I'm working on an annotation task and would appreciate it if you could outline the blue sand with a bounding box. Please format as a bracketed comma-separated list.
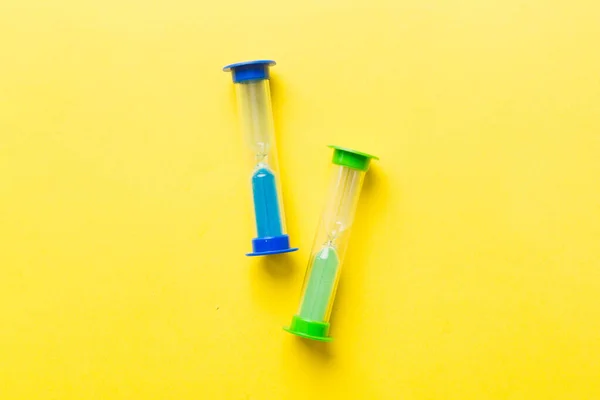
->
[251, 167, 283, 238]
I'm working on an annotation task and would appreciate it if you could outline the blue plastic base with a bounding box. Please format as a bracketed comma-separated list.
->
[246, 234, 298, 257]
[223, 60, 276, 83]
[246, 247, 299, 257]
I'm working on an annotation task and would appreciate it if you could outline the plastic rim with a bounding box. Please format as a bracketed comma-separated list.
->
[284, 315, 333, 342]
[222, 59, 276, 71]
[328, 145, 379, 171]
[246, 234, 298, 257]
[223, 60, 276, 83]
[246, 247, 299, 257]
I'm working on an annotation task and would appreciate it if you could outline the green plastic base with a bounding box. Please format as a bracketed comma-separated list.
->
[329, 145, 379, 172]
[284, 315, 333, 342]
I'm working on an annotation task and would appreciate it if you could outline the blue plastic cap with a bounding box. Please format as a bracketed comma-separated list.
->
[246, 234, 298, 256]
[223, 60, 276, 83]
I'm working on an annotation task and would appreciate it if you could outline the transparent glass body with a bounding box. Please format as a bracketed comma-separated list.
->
[296, 164, 366, 322]
[234, 79, 287, 238]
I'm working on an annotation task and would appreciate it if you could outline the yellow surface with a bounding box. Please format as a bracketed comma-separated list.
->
[1, 1, 599, 399]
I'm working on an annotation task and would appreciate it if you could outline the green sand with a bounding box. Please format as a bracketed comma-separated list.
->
[299, 246, 340, 321]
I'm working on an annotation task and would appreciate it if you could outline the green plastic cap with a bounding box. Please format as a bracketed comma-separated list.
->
[329, 145, 379, 171]
[284, 315, 333, 342]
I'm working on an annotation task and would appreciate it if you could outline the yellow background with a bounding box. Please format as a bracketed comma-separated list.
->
[1, 0, 599, 399]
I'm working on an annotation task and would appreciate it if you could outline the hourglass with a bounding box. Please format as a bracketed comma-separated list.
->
[285, 146, 378, 340]
[223, 60, 298, 256]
